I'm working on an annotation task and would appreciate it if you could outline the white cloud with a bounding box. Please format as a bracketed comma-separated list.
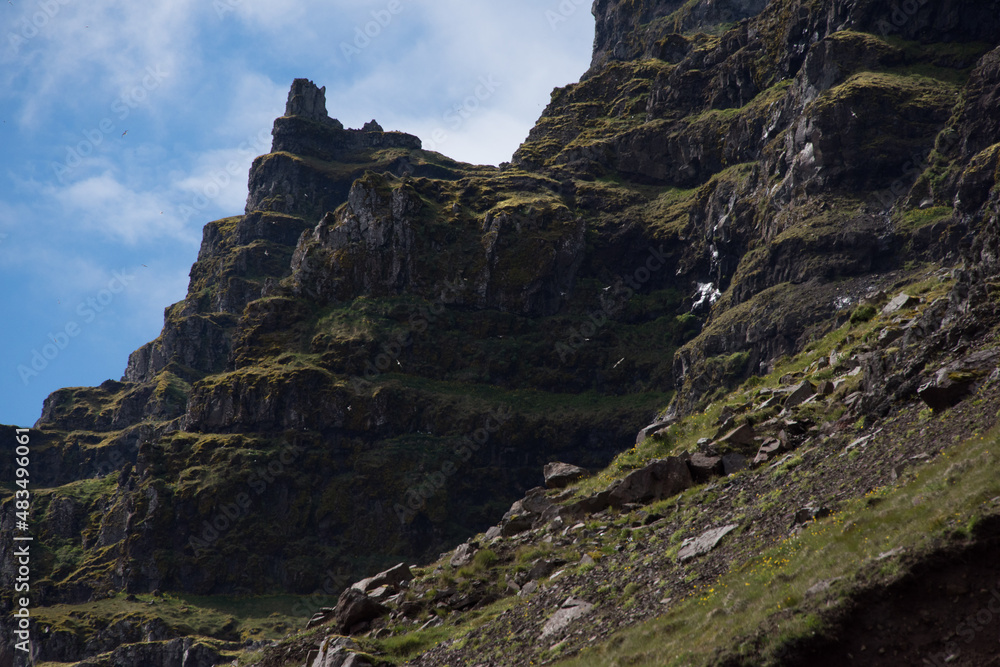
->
[43, 172, 198, 245]
[173, 145, 262, 217]
[118, 261, 192, 335]
[4, 0, 200, 132]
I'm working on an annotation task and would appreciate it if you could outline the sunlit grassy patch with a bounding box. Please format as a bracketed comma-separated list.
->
[556, 424, 1000, 666]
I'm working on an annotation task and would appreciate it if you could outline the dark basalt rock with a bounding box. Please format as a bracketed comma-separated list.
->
[543, 462, 589, 488]
[607, 457, 693, 507]
[332, 588, 390, 635]
[7, 3, 1000, 663]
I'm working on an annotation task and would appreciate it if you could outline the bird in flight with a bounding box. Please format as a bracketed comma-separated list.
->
[121, 130, 128, 137]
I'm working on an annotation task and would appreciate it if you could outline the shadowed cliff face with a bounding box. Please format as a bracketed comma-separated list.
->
[589, 0, 768, 75]
[4, 1, 1000, 662]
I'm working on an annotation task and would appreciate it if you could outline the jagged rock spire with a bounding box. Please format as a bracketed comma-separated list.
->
[285, 78, 329, 121]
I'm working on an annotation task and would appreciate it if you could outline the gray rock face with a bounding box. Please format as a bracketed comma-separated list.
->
[501, 487, 557, 536]
[916, 350, 999, 411]
[722, 453, 748, 476]
[476, 207, 586, 317]
[718, 423, 755, 448]
[543, 462, 588, 488]
[589, 0, 768, 75]
[290, 174, 419, 303]
[559, 489, 613, 521]
[784, 381, 816, 409]
[539, 597, 595, 639]
[333, 587, 390, 634]
[73, 638, 223, 667]
[677, 524, 739, 562]
[285, 78, 337, 125]
[450, 542, 477, 568]
[882, 293, 920, 316]
[687, 452, 722, 481]
[308, 637, 368, 667]
[351, 562, 414, 593]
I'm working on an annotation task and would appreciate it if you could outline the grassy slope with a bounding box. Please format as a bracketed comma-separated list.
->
[211, 267, 1000, 666]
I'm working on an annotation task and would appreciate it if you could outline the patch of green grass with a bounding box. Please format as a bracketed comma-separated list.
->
[900, 205, 953, 229]
[555, 422, 1000, 667]
[367, 596, 519, 664]
[32, 592, 309, 647]
[850, 304, 877, 324]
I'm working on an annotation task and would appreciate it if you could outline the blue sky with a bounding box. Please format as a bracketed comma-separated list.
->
[0, 0, 596, 427]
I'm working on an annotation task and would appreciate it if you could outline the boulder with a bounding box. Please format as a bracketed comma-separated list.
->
[792, 506, 831, 526]
[882, 293, 919, 316]
[917, 377, 972, 411]
[539, 597, 595, 639]
[816, 380, 835, 396]
[718, 423, 755, 447]
[306, 607, 336, 630]
[308, 637, 364, 667]
[721, 453, 748, 476]
[918, 351, 998, 411]
[759, 395, 783, 410]
[713, 417, 735, 439]
[687, 452, 722, 482]
[635, 418, 673, 443]
[607, 457, 693, 508]
[543, 462, 588, 489]
[528, 559, 561, 581]
[333, 588, 390, 634]
[805, 578, 842, 598]
[351, 562, 413, 594]
[753, 439, 783, 466]
[677, 524, 739, 561]
[501, 487, 557, 536]
[450, 542, 477, 568]
[878, 327, 905, 346]
[783, 381, 816, 409]
[559, 489, 613, 521]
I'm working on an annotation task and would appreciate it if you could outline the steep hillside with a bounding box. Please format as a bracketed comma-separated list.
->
[3, 0, 1000, 665]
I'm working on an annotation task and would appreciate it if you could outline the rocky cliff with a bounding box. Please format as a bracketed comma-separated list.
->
[3, 0, 1000, 665]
